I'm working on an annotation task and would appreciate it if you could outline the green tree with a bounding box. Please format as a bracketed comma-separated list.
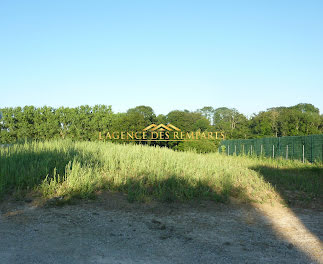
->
[198, 106, 215, 125]
[127, 105, 157, 124]
[34, 106, 60, 140]
[90, 105, 113, 140]
[213, 107, 249, 138]
[167, 110, 210, 132]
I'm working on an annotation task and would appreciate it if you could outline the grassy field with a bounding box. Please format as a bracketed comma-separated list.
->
[0, 140, 322, 204]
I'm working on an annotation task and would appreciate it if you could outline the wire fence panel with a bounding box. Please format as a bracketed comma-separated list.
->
[219, 134, 323, 163]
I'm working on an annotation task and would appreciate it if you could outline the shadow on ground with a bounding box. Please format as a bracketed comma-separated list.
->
[250, 166, 323, 203]
[0, 147, 322, 263]
[250, 165, 323, 250]
[0, 192, 322, 263]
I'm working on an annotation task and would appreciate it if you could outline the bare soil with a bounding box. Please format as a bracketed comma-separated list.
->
[0, 193, 322, 264]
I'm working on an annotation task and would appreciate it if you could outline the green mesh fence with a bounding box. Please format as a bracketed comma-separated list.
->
[219, 134, 323, 163]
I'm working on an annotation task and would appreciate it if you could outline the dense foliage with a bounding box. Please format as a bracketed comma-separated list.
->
[0, 104, 322, 149]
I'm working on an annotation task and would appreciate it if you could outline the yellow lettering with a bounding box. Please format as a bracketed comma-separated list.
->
[127, 132, 134, 139]
[112, 132, 119, 139]
[159, 132, 164, 139]
[105, 132, 112, 140]
[135, 132, 142, 140]
[186, 132, 194, 139]
[151, 132, 158, 139]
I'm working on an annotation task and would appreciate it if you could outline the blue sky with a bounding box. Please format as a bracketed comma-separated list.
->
[0, 0, 322, 116]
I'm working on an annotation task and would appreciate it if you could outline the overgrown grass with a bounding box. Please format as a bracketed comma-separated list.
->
[0, 140, 322, 203]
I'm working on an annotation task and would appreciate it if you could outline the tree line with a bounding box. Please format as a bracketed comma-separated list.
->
[0, 103, 322, 145]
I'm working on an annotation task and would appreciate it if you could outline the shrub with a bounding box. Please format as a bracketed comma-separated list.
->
[175, 139, 220, 153]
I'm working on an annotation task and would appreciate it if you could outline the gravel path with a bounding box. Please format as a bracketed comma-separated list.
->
[0, 193, 322, 264]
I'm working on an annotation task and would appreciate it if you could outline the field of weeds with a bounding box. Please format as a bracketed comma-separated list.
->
[0, 140, 322, 204]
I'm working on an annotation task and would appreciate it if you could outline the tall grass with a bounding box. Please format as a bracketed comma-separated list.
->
[0, 140, 322, 203]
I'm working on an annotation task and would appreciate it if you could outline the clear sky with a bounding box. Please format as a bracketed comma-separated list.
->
[0, 0, 322, 116]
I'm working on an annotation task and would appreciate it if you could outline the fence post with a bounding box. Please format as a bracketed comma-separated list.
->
[260, 144, 263, 156]
[273, 145, 275, 159]
[234, 145, 236, 155]
[311, 136, 313, 163]
[242, 145, 244, 155]
[228, 145, 230, 156]
[302, 145, 305, 163]
[286, 145, 288, 160]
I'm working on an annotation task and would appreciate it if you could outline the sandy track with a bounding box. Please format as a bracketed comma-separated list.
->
[0, 194, 322, 264]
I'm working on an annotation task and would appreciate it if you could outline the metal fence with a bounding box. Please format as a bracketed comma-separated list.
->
[219, 134, 323, 163]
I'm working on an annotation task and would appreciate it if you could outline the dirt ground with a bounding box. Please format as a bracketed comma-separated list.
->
[0, 193, 322, 264]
